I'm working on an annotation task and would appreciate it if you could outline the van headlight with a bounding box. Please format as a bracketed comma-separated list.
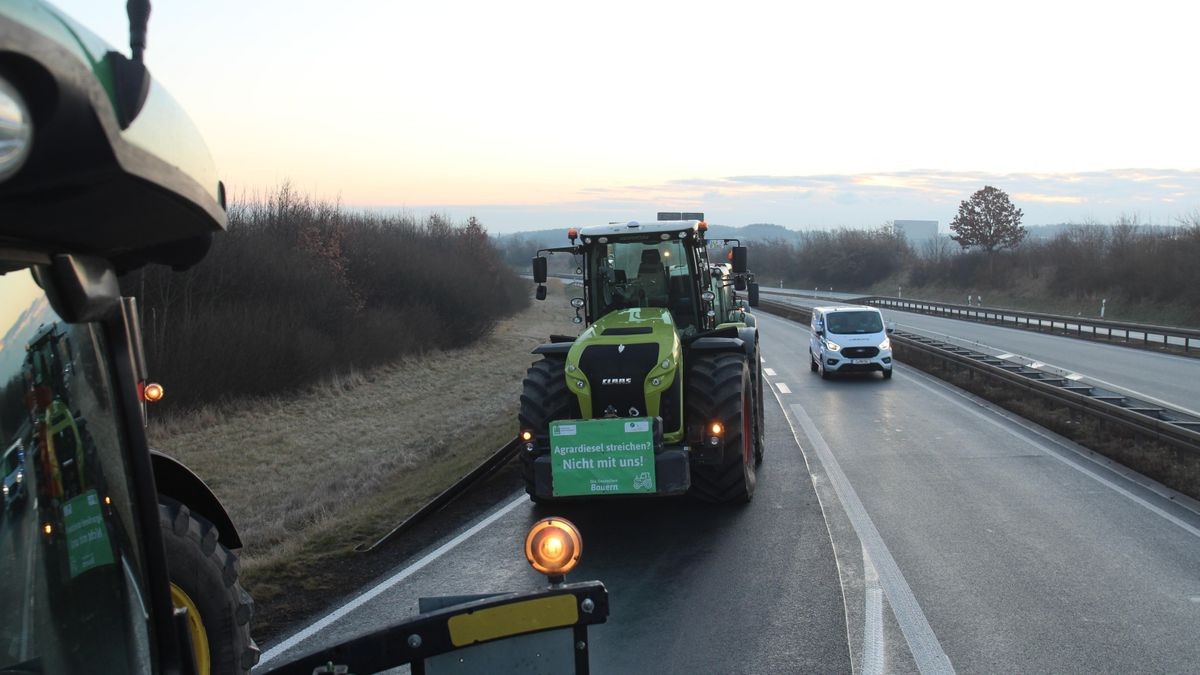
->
[0, 76, 33, 182]
[824, 340, 841, 352]
[878, 338, 891, 350]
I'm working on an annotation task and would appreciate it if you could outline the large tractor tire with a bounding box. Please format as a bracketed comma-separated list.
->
[685, 352, 757, 503]
[159, 500, 259, 675]
[518, 357, 574, 501]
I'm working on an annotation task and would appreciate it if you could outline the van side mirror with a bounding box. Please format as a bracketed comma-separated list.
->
[731, 247, 748, 274]
[886, 321, 896, 334]
[532, 257, 548, 283]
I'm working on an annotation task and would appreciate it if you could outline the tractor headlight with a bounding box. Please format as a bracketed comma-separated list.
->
[878, 337, 891, 350]
[824, 340, 841, 352]
[0, 77, 33, 182]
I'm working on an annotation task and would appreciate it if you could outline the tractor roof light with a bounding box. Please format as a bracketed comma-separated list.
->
[697, 221, 708, 232]
[0, 76, 33, 182]
[525, 517, 582, 582]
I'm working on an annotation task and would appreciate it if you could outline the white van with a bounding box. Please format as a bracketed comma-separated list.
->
[809, 306, 894, 380]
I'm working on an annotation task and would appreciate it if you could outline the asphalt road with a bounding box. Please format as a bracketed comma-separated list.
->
[765, 291, 1200, 416]
[755, 310, 1200, 673]
[258, 311, 1200, 674]
[259, 396, 852, 673]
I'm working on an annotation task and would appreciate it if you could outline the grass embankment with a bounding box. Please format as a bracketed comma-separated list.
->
[150, 281, 578, 637]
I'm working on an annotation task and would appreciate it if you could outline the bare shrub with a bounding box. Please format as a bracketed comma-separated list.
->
[121, 186, 529, 410]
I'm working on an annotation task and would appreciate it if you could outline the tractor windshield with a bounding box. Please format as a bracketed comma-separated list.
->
[589, 238, 698, 328]
[0, 265, 155, 673]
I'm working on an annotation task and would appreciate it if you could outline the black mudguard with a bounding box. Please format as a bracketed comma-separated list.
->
[149, 450, 242, 549]
[532, 341, 573, 356]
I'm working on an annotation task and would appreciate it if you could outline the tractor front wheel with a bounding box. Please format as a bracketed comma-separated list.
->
[518, 357, 574, 501]
[159, 500, 259, 675]
[686, 352, 757, 503]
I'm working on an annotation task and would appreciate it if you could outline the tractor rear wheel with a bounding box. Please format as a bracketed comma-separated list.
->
[518, 357, 574, 501]
[686, 352, 757, 503]
[159, 499, 259, 675]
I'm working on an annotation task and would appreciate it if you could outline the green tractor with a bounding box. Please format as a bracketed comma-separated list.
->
[520, 215, 764, 503]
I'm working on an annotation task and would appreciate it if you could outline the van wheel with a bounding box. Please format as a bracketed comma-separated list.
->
[883, 368, 893, 380]
[810, 353, 818, 372]
[820, 363, 831, 380]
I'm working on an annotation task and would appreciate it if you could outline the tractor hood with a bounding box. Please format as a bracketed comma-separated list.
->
[564, 308, 683, 436]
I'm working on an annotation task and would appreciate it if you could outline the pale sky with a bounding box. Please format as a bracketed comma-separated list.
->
[52, 1, 1200, 232]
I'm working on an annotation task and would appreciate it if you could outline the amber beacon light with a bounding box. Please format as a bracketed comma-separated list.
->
[524, 517, 583, 582]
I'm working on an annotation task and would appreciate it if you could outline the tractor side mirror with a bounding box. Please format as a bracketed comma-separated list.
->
[731, 247, 748, 274]
[532, 257, 548, 283]
[734, 276, 746, 291]
[536, 285, 547, 301]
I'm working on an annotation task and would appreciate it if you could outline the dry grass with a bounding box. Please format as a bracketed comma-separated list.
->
[149, 280, 579, 607]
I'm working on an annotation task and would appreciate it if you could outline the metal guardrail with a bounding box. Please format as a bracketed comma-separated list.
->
[757, 299, 1200, 454]
[354, 438, 521, 552]
[858, 296, 1200, 353]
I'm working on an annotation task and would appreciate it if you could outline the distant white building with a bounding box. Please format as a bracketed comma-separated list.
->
[893, 220, 938, 242]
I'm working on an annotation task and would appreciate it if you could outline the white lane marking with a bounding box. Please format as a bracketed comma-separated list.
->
[257, 493, 529, 667]
[764, 367, 777, 376]
[862, 545, 885, 675]
[784, 402, 955, 674]
[903, 370, 1200, 539]
[997, 353, 1014, 360]
[776, 382, 792, 394]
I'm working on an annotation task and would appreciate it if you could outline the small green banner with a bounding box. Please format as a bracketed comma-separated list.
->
[63, 489, 114, 578]
[550, 418, 656, 496]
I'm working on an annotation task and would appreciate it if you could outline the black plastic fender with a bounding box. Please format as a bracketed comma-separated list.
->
[531, 341, 573, 356]
[150, 450, 242, 549]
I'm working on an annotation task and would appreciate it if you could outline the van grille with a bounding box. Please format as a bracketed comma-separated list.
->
[841, 347, 879, 358]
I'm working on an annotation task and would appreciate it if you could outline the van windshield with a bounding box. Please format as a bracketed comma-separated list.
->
[826, 311, 883, 335]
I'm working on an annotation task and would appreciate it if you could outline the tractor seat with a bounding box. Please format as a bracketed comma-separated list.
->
[637, 249, 669, 306]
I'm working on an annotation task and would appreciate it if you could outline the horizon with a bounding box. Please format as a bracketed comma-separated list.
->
[51, 1, 1199, 235]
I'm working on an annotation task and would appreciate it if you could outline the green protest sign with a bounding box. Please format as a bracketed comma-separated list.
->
[550, 418, 656, 496]
[63, 489, 114, 578]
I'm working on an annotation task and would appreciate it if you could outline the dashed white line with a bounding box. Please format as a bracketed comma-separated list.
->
[776, 382, 792, 394]
[764, 367, 777, 376]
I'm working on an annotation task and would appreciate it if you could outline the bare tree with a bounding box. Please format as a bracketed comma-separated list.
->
[949, 186, 1026, 253]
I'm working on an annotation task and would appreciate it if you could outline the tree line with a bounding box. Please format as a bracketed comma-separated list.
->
[122, 186, 529, 410]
